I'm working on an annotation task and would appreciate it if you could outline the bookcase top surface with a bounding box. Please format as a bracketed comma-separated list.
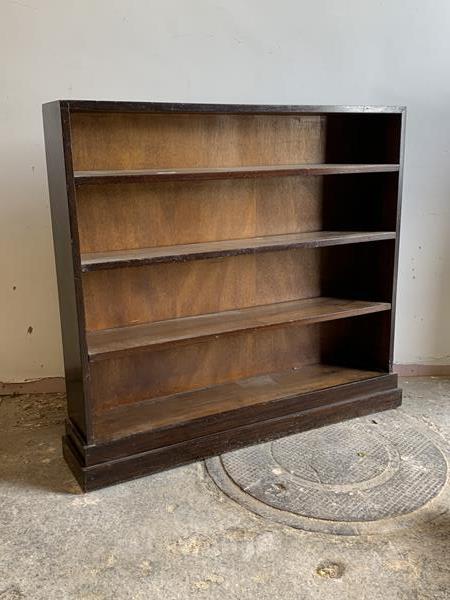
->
[44, 100, 406, 115]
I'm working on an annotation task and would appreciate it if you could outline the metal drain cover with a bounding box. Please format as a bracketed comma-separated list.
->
[206, 411, 449, 535]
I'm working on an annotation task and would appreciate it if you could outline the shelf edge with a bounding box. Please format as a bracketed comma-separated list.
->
[81, 231, 397, 272]
[73, 163, 400, 185]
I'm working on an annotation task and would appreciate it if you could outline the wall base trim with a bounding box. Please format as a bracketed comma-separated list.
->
[393, 364, 450, 377]
[0, 377, 66, 395]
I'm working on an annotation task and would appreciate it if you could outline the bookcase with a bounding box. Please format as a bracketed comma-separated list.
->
[43, 101, 405, 491]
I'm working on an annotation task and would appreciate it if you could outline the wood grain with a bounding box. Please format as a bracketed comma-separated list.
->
[87, 297, 391, 361]
[82, 249, 321, 330]
[76, 176, 323, 253]
[70, 113, 326, 171]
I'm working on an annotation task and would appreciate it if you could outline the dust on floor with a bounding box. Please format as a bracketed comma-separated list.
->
[0, 378, 449, 599]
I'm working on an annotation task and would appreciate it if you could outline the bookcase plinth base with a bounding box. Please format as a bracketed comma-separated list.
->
[63, 376, 401, 492]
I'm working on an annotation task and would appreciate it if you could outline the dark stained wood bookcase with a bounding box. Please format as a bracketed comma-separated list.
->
[43, 101, 405, 491]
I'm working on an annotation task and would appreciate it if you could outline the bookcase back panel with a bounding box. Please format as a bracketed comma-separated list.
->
[76, 176, 323, 253]
[70, 113, 326, 170]
[82, 249, 321, 330]
[89, 323, 321, 414]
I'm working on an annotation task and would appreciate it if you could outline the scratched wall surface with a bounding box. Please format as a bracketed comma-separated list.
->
[0, 0, 449, 381]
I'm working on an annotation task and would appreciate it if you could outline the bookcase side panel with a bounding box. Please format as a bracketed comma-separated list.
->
[43, 102, 92, 441]
[389, 110, 406, 368]
[321, 113, 404, 372]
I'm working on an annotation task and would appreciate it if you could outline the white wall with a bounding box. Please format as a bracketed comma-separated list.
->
[1, 0, 449, 382]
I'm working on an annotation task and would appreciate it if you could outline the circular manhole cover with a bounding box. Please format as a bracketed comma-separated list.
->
[206, 411, 449, 535]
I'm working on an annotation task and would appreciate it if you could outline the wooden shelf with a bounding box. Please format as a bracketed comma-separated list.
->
[87, 297, 391, 361]
[94, 364, 385, 442]
[73, 163, 400, 185]
[81, 230, 396, 271]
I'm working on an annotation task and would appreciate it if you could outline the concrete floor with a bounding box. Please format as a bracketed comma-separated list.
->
[0, 377, 449, 600]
